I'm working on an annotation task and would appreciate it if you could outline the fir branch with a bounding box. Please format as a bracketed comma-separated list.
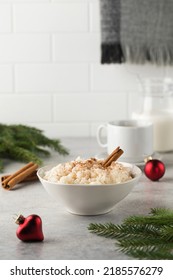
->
[10, 124, 68, 155]
[88, 223, 161, 239]
[0, 123, 69, 170]
[88, 208, 173, 260]
[122, 246, 173, 260]
[160, 225, 173, 241]
[124, 214, 173, 226]
[150, 207, 173, 216]
[118, 236, 173, 250]
[45, 139, 69, 155]
[0, 159, 3, 172]
[88, 223, 124, 238]
[6, 146, 42, 165]
[31, 146, 50, 157]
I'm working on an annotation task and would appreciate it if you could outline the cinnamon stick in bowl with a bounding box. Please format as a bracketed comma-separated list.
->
[103, 146, 124, 168]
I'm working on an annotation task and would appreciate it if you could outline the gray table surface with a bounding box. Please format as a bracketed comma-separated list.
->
[0, 137, 173, 260]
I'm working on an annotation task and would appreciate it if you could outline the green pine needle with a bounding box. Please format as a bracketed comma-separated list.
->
[0, 159, 3, 171]
[0, 123, 69, 170]
[124, 215, 173, 226]
[122, 246, 173, 260]
[150, 207, 173, 216]
[88, 208, 173, 260]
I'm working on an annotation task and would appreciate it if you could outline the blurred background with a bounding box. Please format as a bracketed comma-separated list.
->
[0, 0, 172, 138]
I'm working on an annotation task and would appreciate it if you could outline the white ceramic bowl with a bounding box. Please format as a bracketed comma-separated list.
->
[37, 162, 142, 215]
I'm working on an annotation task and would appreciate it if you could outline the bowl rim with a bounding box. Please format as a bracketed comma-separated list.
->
[37, 161, 142, 187]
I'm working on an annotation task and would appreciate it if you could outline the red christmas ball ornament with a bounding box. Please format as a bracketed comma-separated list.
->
[144, 159, 165, 181]
[15, 214, 44, 242]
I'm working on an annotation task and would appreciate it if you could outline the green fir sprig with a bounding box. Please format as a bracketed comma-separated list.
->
[88, 208, 173, 260]
[0, 124, 69, 170]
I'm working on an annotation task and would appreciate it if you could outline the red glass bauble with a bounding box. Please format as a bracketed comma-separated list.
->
[15, 214, 44, 242]
[144, 159, 165, 181]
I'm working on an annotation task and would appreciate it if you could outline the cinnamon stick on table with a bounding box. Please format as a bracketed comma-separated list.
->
[1, 162, 39, 190]
[1, 171, 37, 184]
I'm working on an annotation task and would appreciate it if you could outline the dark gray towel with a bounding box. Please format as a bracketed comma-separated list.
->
[100, 0, 173, 65]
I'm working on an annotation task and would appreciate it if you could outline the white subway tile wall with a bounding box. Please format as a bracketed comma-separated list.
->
[0, 0, 169, 138]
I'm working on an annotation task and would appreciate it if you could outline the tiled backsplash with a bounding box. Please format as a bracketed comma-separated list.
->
[0, 0, 172, 137]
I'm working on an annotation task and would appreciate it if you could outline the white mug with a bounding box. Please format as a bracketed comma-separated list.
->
[97, 120, 153, 163]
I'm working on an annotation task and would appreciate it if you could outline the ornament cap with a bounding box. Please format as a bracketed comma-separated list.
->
[144, 156, 153, 163]
[15, 214, 25, 225]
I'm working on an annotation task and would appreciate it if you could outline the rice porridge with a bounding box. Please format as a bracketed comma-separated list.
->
[44, 157, 133, 185]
